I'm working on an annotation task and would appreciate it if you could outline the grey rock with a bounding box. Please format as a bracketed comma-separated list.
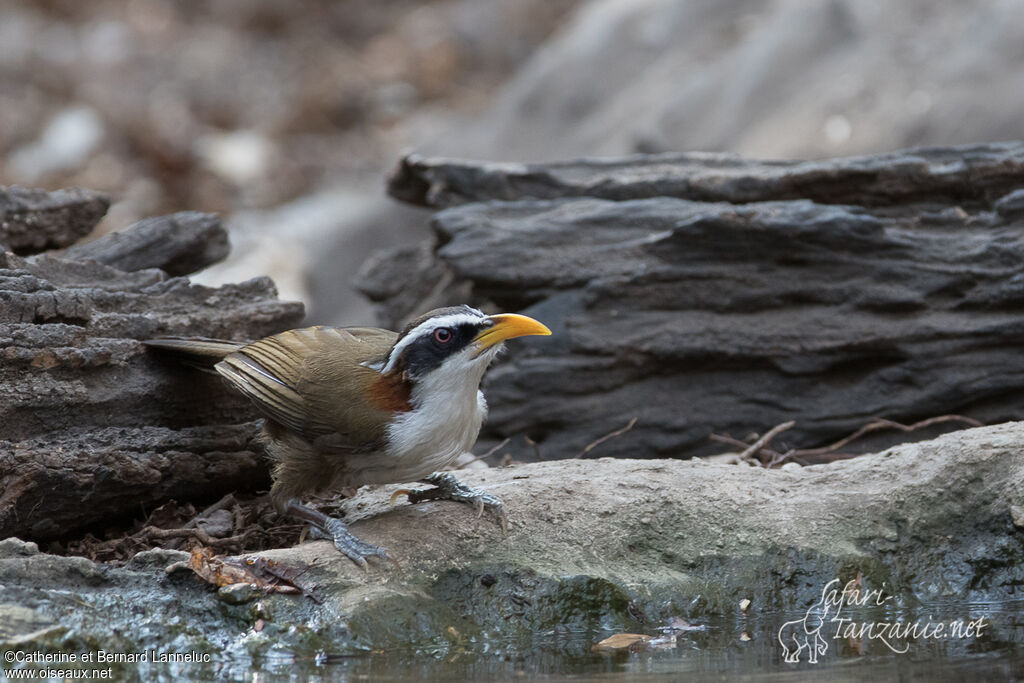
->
[0, 424, 268, 540]
[1011, 505, 1024, 529]
[368, 143, 1024, 461]
[61, 211, 230, 276]
[217, 582, 261, 605]
[2, 422, 1022, 658]
[356, 239, 465, 329]
[0, 538, 39, 558]
[197, 509, 234, 538]
[0, 548, 106, 587]
[124, 548, 191, 572]
[0, 185, 109, 254]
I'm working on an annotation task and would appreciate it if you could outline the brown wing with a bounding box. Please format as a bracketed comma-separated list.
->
[215, 325, 401, 447]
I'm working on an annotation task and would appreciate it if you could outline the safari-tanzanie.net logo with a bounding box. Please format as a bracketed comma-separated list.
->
[777, 578, 988, 664]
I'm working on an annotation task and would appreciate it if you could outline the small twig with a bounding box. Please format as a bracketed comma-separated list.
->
[202, 530, 261, 549]
[708, 433, 785, 461]
[144, 526, 208, 541]
[84, 523, 262, 557]
[708, 433, 750, 449]
[458, 437, 511, 467]
[574, 417, 638, 458]
[738, 421, 795, 464]
[711, 414, 984, 468]
[65, 495, 306, 563]
[765, 449, 806, 468]
[794, 415, 982, 457]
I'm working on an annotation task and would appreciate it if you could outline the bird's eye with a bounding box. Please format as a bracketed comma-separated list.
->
[434, 327, 453, 343]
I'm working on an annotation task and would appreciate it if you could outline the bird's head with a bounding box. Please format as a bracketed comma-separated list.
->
[380, 305, 551, 382]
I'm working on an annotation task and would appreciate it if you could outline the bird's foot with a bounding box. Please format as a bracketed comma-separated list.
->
[391, 471, 509, 533]
[286, 500, 395, 570]
[308, 517, 395, 570]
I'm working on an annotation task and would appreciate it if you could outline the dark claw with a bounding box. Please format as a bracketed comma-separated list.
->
[311, 518, 394, 569]
[400, 471, 509, 533]
[287, 499, 395, 569]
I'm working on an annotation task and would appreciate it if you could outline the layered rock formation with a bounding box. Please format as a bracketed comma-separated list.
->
[0, 189, 303, 540]
[366, 143, 1024, 461]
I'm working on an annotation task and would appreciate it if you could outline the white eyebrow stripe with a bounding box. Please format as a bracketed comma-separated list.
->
[381, 311, 487, 373]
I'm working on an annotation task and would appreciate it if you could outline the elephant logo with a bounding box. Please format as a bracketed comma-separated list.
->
[777, 578, 844, 664]
[778, 606, 830, 663]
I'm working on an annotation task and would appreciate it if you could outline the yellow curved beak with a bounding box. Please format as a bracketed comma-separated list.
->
[473, 313, 551, 352]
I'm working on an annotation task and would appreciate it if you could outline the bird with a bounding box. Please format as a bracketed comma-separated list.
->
[145, 305, 551, 567]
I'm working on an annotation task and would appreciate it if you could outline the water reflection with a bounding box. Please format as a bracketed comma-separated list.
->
[14, 600, 1021, 681]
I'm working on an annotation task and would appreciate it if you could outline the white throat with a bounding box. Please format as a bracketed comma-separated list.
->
[382, 347, 498, 481]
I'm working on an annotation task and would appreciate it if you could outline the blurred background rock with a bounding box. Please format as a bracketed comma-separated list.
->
[4, 0, 1024, 324]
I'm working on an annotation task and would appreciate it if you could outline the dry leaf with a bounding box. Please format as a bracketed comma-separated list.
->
[187, 547, 301, 594]
[593, 633, 677, 652]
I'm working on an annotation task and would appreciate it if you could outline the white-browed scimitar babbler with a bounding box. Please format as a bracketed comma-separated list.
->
[145, 305, 551, 568]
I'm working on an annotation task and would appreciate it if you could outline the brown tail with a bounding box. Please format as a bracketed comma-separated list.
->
[143, 337, 246, 372]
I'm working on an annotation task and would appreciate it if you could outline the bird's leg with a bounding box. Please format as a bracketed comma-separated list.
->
[283, 500, 393, 570]
[391, 472, 509, 533]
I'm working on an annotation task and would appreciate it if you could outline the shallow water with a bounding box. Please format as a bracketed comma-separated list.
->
[239, 599, 1023, 682]
[5, 600, 1022, 681]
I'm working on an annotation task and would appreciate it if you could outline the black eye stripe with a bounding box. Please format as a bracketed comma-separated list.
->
[398, 322, 482, 378]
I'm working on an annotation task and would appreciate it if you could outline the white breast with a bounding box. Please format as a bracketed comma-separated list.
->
[377, 355, 492, 484]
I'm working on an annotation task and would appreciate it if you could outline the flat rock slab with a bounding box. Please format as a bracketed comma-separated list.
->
[388, 143, 1024, 208]
[61, 211, 230, 277]
[2, 422, 1021, 663]
[365, 142, 1024, 461]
